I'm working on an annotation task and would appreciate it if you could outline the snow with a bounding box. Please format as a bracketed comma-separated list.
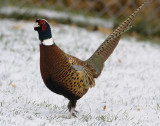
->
[0, 19, 160, 126]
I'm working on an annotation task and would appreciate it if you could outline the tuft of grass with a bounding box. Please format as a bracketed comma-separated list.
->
[81, 114, 92, 122]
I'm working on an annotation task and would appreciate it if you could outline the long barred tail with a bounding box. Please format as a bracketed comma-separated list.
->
[86, 0, 149, 78]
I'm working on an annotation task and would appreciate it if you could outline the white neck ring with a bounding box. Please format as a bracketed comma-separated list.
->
[42, 38, 54, 46]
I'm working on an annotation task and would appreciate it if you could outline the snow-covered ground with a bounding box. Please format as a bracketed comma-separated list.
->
[0, 19, 160, 126]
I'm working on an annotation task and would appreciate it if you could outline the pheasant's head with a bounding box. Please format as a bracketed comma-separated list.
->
[34, 19, 53, 45]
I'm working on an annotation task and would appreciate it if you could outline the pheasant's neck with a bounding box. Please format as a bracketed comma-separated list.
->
[40, 44, 66, 79]
[42, 37, 54, 46]
[40, 44, 66, 67]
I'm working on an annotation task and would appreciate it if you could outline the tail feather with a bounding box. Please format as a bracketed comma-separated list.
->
[86, 0, 149, 78]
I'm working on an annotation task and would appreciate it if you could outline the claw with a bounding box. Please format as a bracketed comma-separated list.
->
[74, 110, 79, 114]
[72, 112, 77, 118]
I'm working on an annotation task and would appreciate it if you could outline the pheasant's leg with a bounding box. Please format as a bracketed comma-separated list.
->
[67, 100, 78, 118]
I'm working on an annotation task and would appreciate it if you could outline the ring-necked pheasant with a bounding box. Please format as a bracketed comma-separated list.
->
[34, 1, 147, 118]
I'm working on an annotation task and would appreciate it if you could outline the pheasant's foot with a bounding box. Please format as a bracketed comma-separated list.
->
[68, 108, 77, 118]
[72, 112, 77, 118]
[74, 110, 79, 114]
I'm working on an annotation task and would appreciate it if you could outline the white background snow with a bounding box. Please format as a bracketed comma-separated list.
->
[0, 19, 160, 126]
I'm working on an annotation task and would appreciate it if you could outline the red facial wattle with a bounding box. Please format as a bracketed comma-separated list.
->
[40, 20, 47, 31]
[42, 25, 47, 31]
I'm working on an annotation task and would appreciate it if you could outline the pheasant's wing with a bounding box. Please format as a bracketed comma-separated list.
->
[67, 54, 95, 89]
[86, 1, 147, 78]
[71, 65, 95, 88]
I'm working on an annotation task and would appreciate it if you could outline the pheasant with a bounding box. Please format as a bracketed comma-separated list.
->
[34, 1, 147, 118]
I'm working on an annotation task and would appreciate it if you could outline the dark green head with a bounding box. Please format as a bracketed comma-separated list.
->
[34, 19, 52, 42]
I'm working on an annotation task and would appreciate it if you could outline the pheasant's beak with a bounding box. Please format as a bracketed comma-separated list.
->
[34, 22, 40, 31]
